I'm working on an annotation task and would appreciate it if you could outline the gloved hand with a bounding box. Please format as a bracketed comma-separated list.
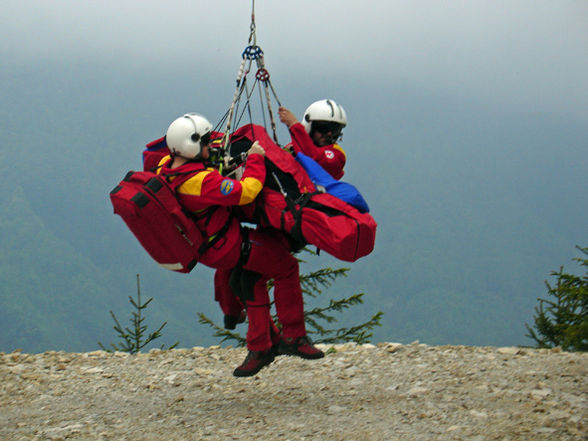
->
[247, 141, 265, 157]
[279, 106, 299, 128]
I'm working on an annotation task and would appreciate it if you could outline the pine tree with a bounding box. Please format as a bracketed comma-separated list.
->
[198, 250, 383, 346]
[525, 246, 588, 351]
[98, 274, 179, 353]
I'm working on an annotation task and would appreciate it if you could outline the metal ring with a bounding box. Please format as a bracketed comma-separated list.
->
[242, 45, 263, 60]
[255, 68, 270, 81]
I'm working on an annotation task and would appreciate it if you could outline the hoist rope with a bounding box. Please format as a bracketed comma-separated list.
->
[249, 0, 256, 45]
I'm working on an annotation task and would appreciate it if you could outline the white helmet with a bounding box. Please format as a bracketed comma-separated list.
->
[301, 99, 347, 136]
[165, 113, 213, 159]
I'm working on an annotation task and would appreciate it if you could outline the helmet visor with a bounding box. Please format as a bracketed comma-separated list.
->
[200, 132, 212, 146]
[312, 121, 343, 138]
[191, 131, 212, 146]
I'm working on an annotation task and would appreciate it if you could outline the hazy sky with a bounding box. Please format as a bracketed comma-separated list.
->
[2, 0, 587, 123]
[1, 1, 587, 349]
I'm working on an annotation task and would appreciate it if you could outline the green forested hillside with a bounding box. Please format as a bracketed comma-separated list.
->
[1, 63, 586, 352]
[345, 91, 587, 346]
[0, 184, 109, 350]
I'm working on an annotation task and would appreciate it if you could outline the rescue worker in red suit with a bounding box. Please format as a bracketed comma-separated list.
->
[146, 113, 324, 377]
[216, 99, 349, 348]
[279, 98, 348, 180]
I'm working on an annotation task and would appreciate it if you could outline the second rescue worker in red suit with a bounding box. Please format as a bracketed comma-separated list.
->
[217, 99, 349, 353]
[279, 98, 348, 180]
[152, 113, 323, 377]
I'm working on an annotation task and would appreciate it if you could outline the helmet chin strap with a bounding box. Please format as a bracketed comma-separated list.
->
[170, 148, 202, 163]
[187, 151, 204, 163]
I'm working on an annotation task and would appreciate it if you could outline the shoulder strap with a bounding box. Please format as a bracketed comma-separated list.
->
[161, 165, 234, 256]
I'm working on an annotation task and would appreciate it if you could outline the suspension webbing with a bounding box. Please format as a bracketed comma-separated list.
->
[220, 0, 282, 156]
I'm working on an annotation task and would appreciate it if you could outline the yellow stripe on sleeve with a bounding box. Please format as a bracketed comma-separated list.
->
[238, 177, 263, 205]
[178, 170, 212, 196]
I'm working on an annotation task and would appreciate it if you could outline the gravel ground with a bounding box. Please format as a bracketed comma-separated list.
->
[1, 342, 586, 441]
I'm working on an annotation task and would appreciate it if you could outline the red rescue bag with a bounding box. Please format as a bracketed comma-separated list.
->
[227, 124, 377, 262]
[261, 190, 377, 262]
[110, 169, 205, 273]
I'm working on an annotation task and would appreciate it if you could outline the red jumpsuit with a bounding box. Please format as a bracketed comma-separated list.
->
[287, 122, 346, 180]
[215, 125, 347, 341]
[151, 152, 307, 351]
